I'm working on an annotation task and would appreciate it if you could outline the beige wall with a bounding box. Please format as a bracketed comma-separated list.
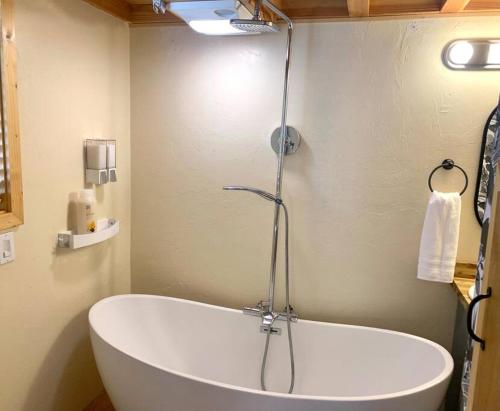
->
[131, 17, 500, 349]
[0, 1, 130, 411]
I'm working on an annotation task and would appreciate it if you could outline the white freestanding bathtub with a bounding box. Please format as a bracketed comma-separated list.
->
[89, 295, 453, 411]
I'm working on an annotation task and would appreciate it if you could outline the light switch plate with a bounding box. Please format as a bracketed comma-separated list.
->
[0, 232, 15, 265]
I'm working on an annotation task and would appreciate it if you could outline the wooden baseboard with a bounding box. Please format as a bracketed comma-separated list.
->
[83, 392, 115, 411]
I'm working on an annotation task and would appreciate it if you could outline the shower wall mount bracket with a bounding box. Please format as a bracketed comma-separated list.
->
[270, 126, 301, 156]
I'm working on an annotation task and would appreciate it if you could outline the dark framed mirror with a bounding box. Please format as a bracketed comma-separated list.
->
[475, 107, 498, 225]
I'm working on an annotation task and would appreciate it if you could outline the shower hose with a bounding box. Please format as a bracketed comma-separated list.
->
[260, 201, 295, 394]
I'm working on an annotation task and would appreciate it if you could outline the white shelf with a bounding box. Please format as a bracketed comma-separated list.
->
[57, 218, 119, 249]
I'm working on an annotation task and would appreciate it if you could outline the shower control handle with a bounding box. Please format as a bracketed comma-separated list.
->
[242, 301, 298, 323]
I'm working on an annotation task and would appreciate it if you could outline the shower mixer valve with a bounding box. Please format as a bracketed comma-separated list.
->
[243, 300, 298, 334]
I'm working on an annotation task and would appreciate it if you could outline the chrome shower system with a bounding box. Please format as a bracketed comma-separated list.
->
[226, 0, 301, 395]
[154, 0, 301, 394]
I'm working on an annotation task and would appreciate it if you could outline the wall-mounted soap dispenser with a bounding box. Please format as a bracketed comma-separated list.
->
[85, 139, 117, 185]
[107, 140, 117, 183]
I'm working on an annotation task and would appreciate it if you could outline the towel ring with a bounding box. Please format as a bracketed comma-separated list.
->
[428, 159, 468, 196]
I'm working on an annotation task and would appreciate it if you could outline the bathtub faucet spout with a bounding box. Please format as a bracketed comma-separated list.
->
[242, 300, 269, 316]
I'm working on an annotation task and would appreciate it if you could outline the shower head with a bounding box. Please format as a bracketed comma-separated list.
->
[230, 0, 279, 33]
[223, 186, 279, 203]
[229, 19, 280, 33]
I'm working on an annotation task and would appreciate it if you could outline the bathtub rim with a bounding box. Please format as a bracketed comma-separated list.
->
[89, 293, 454, 403]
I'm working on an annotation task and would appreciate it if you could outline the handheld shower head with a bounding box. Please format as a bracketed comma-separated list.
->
[223, 186, 279, 203]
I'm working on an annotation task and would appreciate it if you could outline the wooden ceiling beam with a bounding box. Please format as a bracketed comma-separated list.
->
[347, 0, 370, 17]
[280, 7, 349, 19]
[465, 1, 500, 10]
[440, 0, 472, 12]
[82, 0, 132, 21]
[371, 3, 440, 15]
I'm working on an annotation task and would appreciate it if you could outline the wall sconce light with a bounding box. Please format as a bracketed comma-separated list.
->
[443, 39, 500, 70]
[85, 140, 117, 185]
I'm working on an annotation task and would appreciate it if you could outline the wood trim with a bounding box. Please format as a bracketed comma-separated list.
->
[280, 6, 349, 19]
[455, 262, 477, 279]
[468, 166, 500, 410]
[82, 0, 132, 21]
[128, 12, 500, 27]
[347, 0, 370, 17]
[441, 0, 472, 13]
[0, 0, 23, 231]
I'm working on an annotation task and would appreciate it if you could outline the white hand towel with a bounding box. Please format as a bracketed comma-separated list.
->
[417, 191, 461, 283]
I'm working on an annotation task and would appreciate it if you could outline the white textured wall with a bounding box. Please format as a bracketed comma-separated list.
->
[0, 1, 130, 410]
[131, 17, 500, 349]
